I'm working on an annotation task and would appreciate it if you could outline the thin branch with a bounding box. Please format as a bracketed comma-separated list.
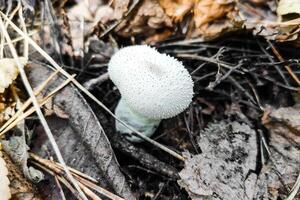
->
[267, 40, 300, 87]
[30, 153, 124, 200]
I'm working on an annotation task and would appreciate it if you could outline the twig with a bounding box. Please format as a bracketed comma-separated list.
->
[83, 72, 109, 90]
[110, 132, 179, 178]
[50, 157, 67, 200]
[100, 0, 141, 38]
[256, 39, 290, 86]
[207, 62, 243, 90]
[33, 162, 83, 200]
[177, 53, 244, 73]
[267, 40, 300, 87]
[30, 153, 124, 200]
[0, 11, 185, 161]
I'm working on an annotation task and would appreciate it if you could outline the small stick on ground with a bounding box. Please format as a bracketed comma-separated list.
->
[267, 40, 300, 87]
[30, 153, 124, 200]
[83, 72, 109, 90]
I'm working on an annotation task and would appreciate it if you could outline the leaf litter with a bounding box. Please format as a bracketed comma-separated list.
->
[0, 0, 300, 200]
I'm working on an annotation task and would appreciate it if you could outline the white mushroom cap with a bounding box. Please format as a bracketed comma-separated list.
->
[108, 45, 194, 120]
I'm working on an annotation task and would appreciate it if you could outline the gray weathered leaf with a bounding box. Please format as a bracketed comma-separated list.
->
[2, 123, 44, 183]
[178, 121, 258, 200]
[27, 62, 135, 200]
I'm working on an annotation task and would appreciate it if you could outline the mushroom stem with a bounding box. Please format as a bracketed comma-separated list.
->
[115, 98, 161, 142]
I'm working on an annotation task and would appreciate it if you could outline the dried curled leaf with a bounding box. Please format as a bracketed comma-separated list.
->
[0, 57, 27, 93]
[158, 0, 193, 22]
[115, 0, 172, 37]
[193, 0, 234, 28]
[0, 152, 11, 200]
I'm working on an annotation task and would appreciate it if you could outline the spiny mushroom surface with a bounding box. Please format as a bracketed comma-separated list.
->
[108, 45, 193, 142]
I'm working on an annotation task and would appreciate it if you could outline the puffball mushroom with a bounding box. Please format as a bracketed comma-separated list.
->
[108, 45, 193, 142]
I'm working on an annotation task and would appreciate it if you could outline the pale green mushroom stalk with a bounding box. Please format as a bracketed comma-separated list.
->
[108, 45, 194, 142]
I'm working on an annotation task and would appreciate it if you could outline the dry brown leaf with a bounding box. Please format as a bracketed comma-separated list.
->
[67, 1, 114, 56]
[0, 152, 11, 200]
[144, 29, 173, 44]
[193, 0, 234, 28]
[158, 0, 194, 22]
[115, 0, 172, 37]
[112, 0, 131, 20]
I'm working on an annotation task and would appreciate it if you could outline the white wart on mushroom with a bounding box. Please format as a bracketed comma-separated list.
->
[108, 45, 194, 142]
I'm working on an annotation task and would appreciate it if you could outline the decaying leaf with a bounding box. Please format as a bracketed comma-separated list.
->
[158, 0, 193, 22]
[178, 121, 258, 199]
[269, 105, 300, 133]
[193, 0, 234, 28]
[112, 0, 131, 20]
[1, 150, 42, 199]
[0, 57, 27, 93]
[2, 123, 44, 183]
[27, 63, 136, 200]
[0, 152, 11, 200]
[256, 105, 300, 199]
[67, 1, 114, 56]
[115, 0, 172, 37]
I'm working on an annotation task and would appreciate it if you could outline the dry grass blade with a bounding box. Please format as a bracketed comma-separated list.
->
[0, 14, 88, 200]
[30, 153, 124, 200]
[0, 2, 20, 59]
[0, 11, 185, 161]
[286, 173, 300, 200]
[0, 70, 59, 133]
[33, 162, 83, 199]
[18, 6, 29, 59]
[0, 74, 75, 137]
